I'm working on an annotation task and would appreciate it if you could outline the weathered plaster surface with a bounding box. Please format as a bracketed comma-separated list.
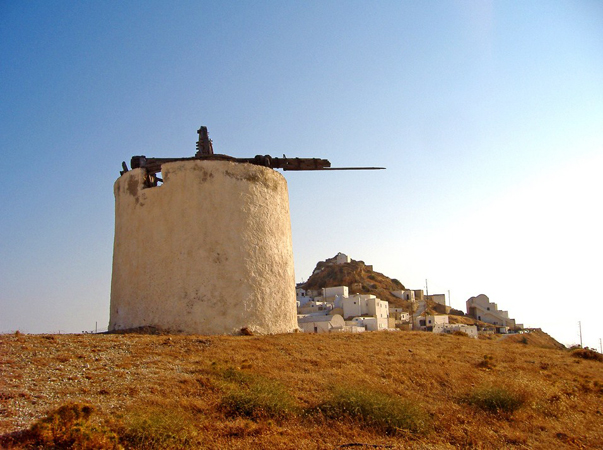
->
[109, 160, 297, 334]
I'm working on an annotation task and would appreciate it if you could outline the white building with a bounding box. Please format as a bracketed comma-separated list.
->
[425, 294, 446, 306]
[335, 252, 351, 264]
[324, 286, 349, 299]
[298, 314, 345, 333]
[391, 289, 425, 302]
[297, 300, 332, 315]
[389, 307, 410, 322]
[414, 314, 449, 331]
[466, 294, 519, 329]
[296, 285, 391, 332]
[433, 323, 478, 338]
[296, 287, 312, 307]
[321, 286, 349, 309]
[347, 316, 379, 331]
[342, 294, 389, 331]
[392, 289, 415, 301]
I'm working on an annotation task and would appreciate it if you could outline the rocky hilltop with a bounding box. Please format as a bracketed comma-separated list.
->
[301, 254, 406, 306]
[301, 254, 488, 320]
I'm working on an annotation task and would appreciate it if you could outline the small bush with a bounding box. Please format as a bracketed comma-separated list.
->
[571, 348, 603, 362]
[118, 406, 199, 449]
[465, 385, 525, 414]
[219, 368, 298, 419]
[317, 386, 431, 435]
[24, 402, 120, 449]
[476, 355, 495, 370]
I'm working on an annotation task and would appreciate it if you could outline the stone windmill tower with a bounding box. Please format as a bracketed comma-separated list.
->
[109, 127, 382, 334]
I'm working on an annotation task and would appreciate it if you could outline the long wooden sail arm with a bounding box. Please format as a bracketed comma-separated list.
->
[123, 154, 383, 176]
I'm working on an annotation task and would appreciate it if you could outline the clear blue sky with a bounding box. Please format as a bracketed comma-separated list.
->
[1, 1, 601, 348]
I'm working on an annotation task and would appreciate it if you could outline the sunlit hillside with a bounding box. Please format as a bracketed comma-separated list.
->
[2, 331, 602, 449]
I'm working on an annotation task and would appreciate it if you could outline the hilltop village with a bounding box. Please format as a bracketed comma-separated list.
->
[297, 253, 524, 338]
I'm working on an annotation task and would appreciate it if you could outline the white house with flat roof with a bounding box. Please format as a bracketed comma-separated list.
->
[324, 286, 349, 298]
[298, 314, 345, 333]
[433, 323, 478, 338]
[392, 289, 425, 302]
[342, 294, 389, 331]
[425, 294, 446, 306]
[296, 287, 312, 307]
[414, 314, 449, 331]
[389, 307, 410, 322]
[297, 300, 332, 315]
[347, 316, 378, 331]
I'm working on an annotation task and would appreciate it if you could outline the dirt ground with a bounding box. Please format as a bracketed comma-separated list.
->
[1, 331, 602, 449]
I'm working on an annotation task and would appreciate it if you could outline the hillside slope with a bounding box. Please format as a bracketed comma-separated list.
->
[501, 328, 565, 349]
[302, 254, 465, 317]
[2, 332, 601, 449]
[301, 255, 408, 307]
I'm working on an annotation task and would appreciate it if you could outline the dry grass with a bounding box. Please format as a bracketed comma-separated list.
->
[464, 384, 526, 414]
[0, 402, 121, 449]
[571, 347, 603, 362]
[1, 331, 602, 449]
[502, 329, 566, 349]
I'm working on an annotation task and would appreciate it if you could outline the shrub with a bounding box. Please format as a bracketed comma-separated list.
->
[465, 385, 525, 414]
[476, 355, 495, 370]
[25, 402, 120, 449]
[219, 368, 298, 419]
[118, 406, 199, 449]
[317, 386, 431, 435]
[570, 348, 603, 362]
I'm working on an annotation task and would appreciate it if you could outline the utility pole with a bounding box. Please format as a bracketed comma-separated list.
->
[599, 338, 602, 354]
[448, 290, 451, 308]
[425, 279, 429, 296]
[579, 321, 583, 348]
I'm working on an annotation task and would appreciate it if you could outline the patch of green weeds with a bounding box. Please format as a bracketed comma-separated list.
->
[218, 367, 299, 420]
[317, 385, 432, 435]
[118, 406, 199, 449]
[465, 385, 526, 414]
